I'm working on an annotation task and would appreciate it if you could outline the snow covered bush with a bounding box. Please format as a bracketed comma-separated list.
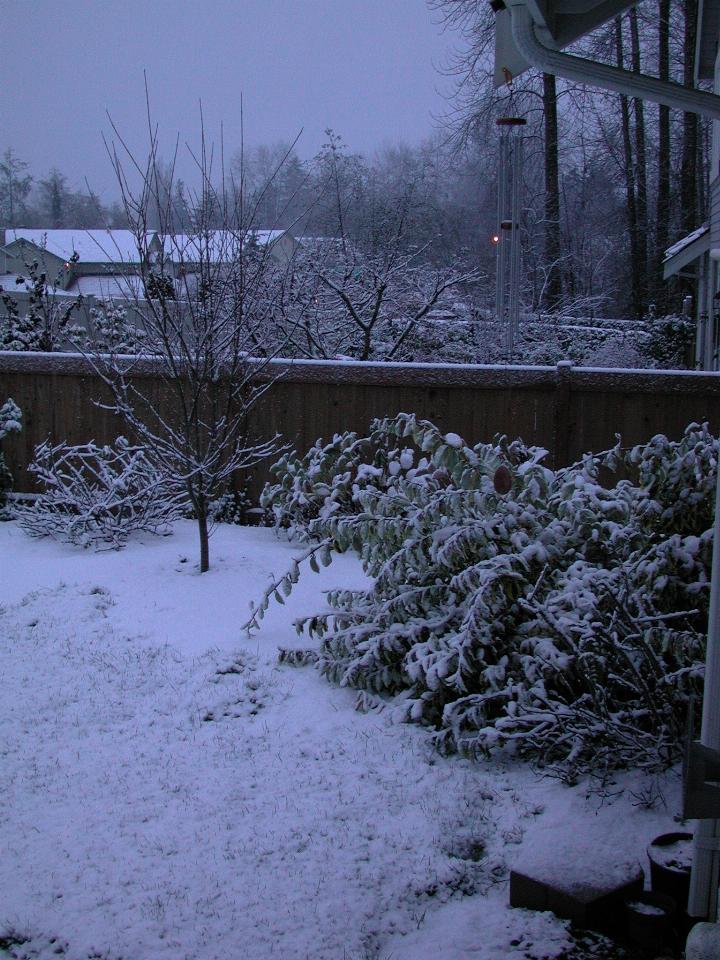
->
[0, 398, 22, 518]
[263, 431, 399, 539]
[255, 415, 713, 779]
[641, 314, 695, 368]
[0, 254, 81, 351]
[17, 437, 187, 548]
[70, 299, 145, 353]
[182, 489, 253, 527]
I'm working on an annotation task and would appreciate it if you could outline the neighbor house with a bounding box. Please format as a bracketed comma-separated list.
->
[160, 229, 298, 278]
[0, 229, 161, 293]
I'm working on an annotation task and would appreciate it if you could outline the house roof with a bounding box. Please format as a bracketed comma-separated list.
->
[532, 0, 640, 49]
[663, 225, 710, 279]
[161, 230, 288, 263]
[3, 229, 146, 264]
[494, 1, 640, 86]
[67, 274, 148, 299]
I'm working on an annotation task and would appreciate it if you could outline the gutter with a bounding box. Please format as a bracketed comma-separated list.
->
[506, 3, 720, 120]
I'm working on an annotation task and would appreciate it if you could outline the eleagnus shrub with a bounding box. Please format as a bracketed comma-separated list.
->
[256, 415, 713, 779]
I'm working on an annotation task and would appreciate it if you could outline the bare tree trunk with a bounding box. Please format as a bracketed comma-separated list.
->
[655, 0, 671, 311]
[198, 514, 209, 573]
[361, 327, 372, 361]
[682, 0, 699, 233]
[542, 72, 563, 308]
[630, 9, 649, 315]
[616, 17, 642, 319]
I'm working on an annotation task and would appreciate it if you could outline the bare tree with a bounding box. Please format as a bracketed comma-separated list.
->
[308, 244, 481, 361]
[90, 119, 298, 572]
[281, 160, 483, 362]
[655, 0, 671, 311]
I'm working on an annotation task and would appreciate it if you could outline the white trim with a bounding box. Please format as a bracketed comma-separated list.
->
[506, 4, 720, 120]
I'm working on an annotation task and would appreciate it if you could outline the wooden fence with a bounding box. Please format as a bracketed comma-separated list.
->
[2, 351, 720, 500]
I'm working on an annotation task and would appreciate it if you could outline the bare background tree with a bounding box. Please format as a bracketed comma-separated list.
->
[1, 0, 708, 344]
[87, 120, 300, 572]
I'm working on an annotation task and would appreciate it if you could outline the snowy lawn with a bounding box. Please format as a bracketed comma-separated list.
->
[0, 521, 684, 960]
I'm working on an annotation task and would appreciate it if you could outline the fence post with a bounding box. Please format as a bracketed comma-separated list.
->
[553, 360, 573, 468]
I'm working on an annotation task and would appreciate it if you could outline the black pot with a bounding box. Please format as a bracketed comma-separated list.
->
[647, 832, 693, 911]
[625, 891, 677, 953]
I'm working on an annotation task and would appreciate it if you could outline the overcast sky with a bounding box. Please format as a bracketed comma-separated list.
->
[1, 0, 457, 200]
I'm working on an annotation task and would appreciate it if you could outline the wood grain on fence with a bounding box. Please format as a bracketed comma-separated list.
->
[2, 352, 719, 500]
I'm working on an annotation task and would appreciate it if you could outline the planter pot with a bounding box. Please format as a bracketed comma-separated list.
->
[647, 832, 693, 911]
[625, 891, 677, 953]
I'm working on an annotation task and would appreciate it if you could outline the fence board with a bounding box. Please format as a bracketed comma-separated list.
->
[2, 352, 719, 501]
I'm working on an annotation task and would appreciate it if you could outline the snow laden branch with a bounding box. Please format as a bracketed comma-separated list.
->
[242, 538, 334, 636]
[283, 240, 483, 362]
[16, 437, 186, 548]
[89, 115, 300, 570]
[259, 414, 713, 779]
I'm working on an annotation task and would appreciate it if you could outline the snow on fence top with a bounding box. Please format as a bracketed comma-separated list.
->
[1, 350, 719, 393]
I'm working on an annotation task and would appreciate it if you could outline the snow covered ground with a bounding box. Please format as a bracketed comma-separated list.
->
[0, 521, 684, 960]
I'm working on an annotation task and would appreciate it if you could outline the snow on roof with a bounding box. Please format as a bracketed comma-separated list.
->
[0, 273, 77, 297]
[297, 236, 344, 249]
[67, 274, 148, 299]
[253, 230, 286, 244]
[663, 224, 709, 262]
[4, 229, 145, 264]
[161, 230, 286, 262]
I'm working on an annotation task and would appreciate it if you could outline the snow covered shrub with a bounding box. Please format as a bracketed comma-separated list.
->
[17, 437, 187, 548]
[263, 431, 406, 538]
[0, 253, 81, 351]
[641, 314, 695, 368]
[71, 299, 145, 353]
[255, 416, 713, 778]
[208, 489, 252, 525]
[183, 489, 252, 526]
[0, 398, 22, 518]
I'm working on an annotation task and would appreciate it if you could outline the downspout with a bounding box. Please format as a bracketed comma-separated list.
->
[506, 3, 720, 120]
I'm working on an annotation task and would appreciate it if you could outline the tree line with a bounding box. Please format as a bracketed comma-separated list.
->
[1, 0, 704, 321]
[431, 0, 706, 318]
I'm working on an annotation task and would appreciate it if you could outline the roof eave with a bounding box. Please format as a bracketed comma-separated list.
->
[663, 229, 711, 279]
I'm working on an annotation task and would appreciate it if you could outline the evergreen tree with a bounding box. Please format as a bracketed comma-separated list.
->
[0, 148, 32, 227]
[38, 168, 68, 228]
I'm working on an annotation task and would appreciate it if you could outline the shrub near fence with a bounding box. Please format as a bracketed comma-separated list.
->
[1, 351, 720, 502]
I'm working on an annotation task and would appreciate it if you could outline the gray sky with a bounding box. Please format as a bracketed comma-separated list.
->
[1, 0, 456, 200]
